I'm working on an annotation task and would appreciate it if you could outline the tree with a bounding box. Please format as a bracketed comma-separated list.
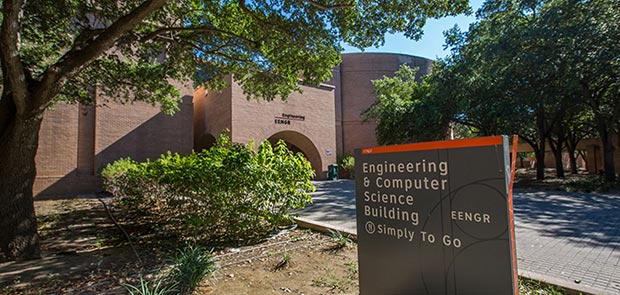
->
[436, 0, 617, 180]
[0, 1, 469, 261]
[363, 64, 452, 145]
[437, 0, 563, 180]
[564, 108, 596, 174]
[368, 0, 617, 181]
[552, 0, 620, 181]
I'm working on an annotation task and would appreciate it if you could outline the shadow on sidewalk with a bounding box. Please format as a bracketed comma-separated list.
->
[296, 180, 356, 221]
[514, 190, 620, 248]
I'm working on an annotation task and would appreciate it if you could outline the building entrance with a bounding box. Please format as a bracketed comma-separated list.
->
[268, 131, 322, 178]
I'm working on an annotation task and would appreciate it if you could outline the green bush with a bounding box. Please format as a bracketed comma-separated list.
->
[561, 176, 615, 193]
[337, 154, 355, 179]
[102, 133, 315, 244]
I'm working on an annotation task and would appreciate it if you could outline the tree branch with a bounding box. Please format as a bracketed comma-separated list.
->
[452, 117, 484, 132]
[187, 41, 255, 64]
[518, 133, 539, 153]
[238, 0, 295, 40]
[32, 0, 168, 111]
[0, 0, 28, 115]
[298, 0, 352, 10]
[142, 25, 259, 47]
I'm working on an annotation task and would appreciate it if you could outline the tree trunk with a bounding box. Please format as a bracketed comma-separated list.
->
[535, 109, 547, 180]
[534, 147, 545, 180]
[567, 140, 579, 174]
[521, 136, 545, 180]
[549, 144, 565, 178]
[601, 132, 616, 182]
[0, 109, 43, 261]
[597, 121, 616, 182]
[549, 136, 566, 178]
[554, 148, 565, 178]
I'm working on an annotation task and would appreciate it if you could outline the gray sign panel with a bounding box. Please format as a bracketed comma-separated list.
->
[355, 136, 517, 295]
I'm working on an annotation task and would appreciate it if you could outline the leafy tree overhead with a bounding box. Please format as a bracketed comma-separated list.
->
[0, 0, 470, 261]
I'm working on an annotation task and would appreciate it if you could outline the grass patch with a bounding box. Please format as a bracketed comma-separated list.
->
[326, 229, 354, 251]
[519, 278, 572, 294]
[168, 245, 218, 294]
[122, 277, 177, 295]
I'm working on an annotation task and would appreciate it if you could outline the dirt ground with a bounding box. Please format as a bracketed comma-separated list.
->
[0, 188, 574, 295]
[0, 198, 359, 295]
[204, 231, 358, 295]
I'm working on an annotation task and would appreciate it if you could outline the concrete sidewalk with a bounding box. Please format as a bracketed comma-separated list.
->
[296, 180, 620, 295]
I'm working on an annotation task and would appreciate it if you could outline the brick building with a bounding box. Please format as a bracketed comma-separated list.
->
[33, 53, 432, 196]
[193, 53, 433, 179]
[33, 52, 620, 196]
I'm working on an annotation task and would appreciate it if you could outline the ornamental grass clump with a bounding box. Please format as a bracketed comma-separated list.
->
[168, 245, 217, 294]
[102, 133, 315, 245]
[122, 276, 177, 295]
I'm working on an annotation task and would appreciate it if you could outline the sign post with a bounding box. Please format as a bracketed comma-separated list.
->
[355, 136, 518, 294]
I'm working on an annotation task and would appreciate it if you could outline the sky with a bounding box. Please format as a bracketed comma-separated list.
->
[341, 0, 485, 61]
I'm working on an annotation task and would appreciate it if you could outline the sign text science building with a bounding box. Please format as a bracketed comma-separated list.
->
[355, 136, 518, 295]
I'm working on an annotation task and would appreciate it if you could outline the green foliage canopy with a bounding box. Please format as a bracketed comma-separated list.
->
[441, 0, 620, 179]
[3, 0, 470, 114]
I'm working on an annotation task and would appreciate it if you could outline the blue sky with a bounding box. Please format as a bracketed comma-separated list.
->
[341, 0, 484, 60]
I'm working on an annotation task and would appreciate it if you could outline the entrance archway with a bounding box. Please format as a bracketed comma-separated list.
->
[267, 131, 322, 178]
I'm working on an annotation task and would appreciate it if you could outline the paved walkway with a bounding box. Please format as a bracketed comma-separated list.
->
[296, 180, 620, 295]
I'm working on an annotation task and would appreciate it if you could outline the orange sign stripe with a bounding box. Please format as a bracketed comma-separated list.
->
[508, 135, 519, 294]
[361, 136, 504, 154]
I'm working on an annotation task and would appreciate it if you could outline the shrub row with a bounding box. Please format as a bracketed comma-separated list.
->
[102, 133, 315, 244]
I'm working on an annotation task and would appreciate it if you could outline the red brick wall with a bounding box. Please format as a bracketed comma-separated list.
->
[34, 82, 194, 197]
[517, 136, 620, 174]
[582, 136, 620, 175]
[338, 53, 433, 154]
[230, 81, 337, 178]
[193, 76, 233, 150]
[33, 103, 94, 196]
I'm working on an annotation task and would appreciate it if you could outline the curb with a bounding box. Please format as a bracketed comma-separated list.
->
[293, 217, 357, 240]
[294, 218, 603, 295]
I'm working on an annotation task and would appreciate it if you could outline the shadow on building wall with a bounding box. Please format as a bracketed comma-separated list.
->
[35, 98, 193, 199]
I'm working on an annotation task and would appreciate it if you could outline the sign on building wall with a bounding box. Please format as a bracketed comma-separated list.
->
[355, 136, 518, 295]
[274, 113, 305, 125]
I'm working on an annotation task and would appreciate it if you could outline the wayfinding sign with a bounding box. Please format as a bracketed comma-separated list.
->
[355, 136, 518, 295]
